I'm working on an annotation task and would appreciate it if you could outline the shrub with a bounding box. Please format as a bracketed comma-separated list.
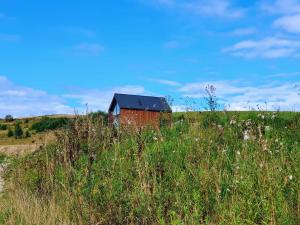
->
[25, 130, 31, 138]
[0, 124, 7, 130]
[14, 123, 23, 139]
[7, 128, 13, 137]
[31, 117, 69, 132]
[4, 115, 14, 122]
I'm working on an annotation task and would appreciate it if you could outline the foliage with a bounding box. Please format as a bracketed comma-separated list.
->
[0, 153, 5, 164]
[4, 115, 14, 122]
[1, 112, 300, 224]
[204, 84, 218, 111]
[14, 123, 24, 139]
[31, 117, 69, 132]
[7, 128, 14, 137]
[25, 130, 31, 138]
[0, 124, 7, 130]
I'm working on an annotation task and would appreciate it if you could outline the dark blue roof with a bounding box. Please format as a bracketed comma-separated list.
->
[109, 93, 172, 112]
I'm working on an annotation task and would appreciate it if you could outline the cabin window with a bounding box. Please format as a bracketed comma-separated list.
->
[113, 103, 120, 116]
[112, 103, 120, 127]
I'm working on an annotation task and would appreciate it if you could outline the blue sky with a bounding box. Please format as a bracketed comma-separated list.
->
[1, 0, 300, 117]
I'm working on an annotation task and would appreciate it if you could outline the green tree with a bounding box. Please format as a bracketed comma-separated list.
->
[14, 123, 23, 139]
[5, 114, 14, 122]
[7, 128, 13, 137]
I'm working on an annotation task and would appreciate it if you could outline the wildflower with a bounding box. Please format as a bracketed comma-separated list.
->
[289, 175, 293, 180]
[236, 166, 240, 170]
[237, 151, 241, 155]
[153, 136, 158, 141]
[271, 114, 276, 119]
[246, 120, 252, 126]
[218, 125, 222, 129]
[243, 130, 250, 141]
[265, 126, 270, 132]
[195, 138, 199, 142]
[230, 119, 236, 125]
[275, 139, 279, 143]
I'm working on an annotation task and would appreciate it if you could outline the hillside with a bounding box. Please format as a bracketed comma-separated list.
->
[0, 111, 299, 224]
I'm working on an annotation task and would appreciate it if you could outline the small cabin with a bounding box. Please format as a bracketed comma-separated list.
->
[108, 93, 172, 128]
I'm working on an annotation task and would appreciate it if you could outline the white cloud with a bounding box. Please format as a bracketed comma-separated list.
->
[64, 85, 146, 112]
[261, 0, 300, 15]
[147, 0, 245, 19]
[273, 14, 300, 33]
[0, 76, 148, 117]
[229, 27, 257, 36]
[73, 43, 103, 56]
[178, 80, 300, 111]
[150, 78, 181, 86]
[223, 37, 300, 58]
[0, 76, 73, 118]
[65, 26, 96, 37]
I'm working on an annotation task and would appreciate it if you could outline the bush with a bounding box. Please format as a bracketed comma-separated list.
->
[14, 123, 23, 139]
[25, 130, 31, 138]
[7, 128, 13, 137]
[4, 115, 14, 122]
[0, 124, 7, 130]
[31, 117, 69, 132]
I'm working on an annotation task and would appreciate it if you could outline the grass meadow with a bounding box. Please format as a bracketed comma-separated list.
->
[0, 111, 299, 224]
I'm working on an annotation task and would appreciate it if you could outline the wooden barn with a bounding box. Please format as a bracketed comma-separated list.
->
[108, 93, 172, 128]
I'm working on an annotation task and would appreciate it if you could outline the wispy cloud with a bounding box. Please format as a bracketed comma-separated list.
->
[0, 76, 148, 117]
[73, 43, 104, 56]
[229, 27, 257, 36]
[150, 78, 181, 86]
[64, 85, 146, 112]
[146, 0, 245, 19]
[64, 26, 96, 37]
[261, 0, 300, 15]
[0, 76, 73, 118]
[273, 14, 300, 33]
[178, 80, 300, 111]
[0, 33, 21, 42]
[223, 37, 300, 58]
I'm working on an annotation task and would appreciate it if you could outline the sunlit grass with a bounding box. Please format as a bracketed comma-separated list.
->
[0, 111, 299, 224]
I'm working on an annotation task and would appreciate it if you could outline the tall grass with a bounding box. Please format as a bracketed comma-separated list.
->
[1, 111, 299, 224]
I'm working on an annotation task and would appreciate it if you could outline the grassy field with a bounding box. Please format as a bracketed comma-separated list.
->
[0, 111, 299, 224]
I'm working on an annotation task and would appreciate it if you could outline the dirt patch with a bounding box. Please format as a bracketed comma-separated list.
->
[0, 144, 43, 156]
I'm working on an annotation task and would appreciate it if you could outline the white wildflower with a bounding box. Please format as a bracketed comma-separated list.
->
[246, 120, 252, 126]
[243, 130, 250, 141]
[237, 151, 241, 155]
[153, 136, 158, 141]
[195, 138, 199, 142]
[230, 119, 236, 125]
[265, 126, 270, 132]
[289, 175, 293, 180]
